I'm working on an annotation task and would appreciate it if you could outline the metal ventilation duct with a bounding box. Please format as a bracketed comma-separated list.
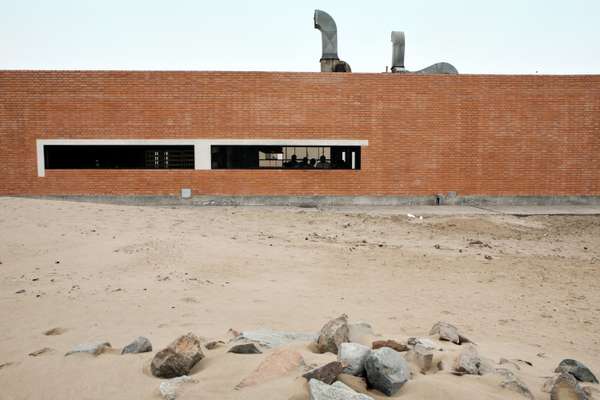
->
[391, 31, 406, 72]
[390, 31, 458, 74]
[314, 9, 339, 60]
[314, 10, 351, 72]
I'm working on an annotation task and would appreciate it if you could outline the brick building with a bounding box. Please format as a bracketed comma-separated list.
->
[0, 71, 599, 203]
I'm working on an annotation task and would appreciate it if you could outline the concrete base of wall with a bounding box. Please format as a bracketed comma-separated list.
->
[17, 195, 600, 207]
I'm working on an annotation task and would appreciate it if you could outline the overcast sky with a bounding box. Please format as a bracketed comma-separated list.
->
[1, 0, 599, 74]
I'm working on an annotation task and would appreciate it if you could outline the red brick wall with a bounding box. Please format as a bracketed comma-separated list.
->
[1, 71, 599, 197]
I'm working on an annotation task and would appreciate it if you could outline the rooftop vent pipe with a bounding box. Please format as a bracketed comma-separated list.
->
[314, 10, 351, 72]
[390, 30, 458, 74]
[391, 31, 406, 72]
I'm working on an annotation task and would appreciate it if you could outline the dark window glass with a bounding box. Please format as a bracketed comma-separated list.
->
[211, 146, 360, 170]
[44, 145, 194, 169]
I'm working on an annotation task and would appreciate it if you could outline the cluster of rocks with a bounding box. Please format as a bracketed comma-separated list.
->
[542, 359, 598, 400]
[55, 316, 598, 400]
[310, 314, 412, 397]
[307, 315, 599, 400]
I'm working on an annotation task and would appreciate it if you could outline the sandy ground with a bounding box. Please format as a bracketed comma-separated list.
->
[0, 197, 599, 399]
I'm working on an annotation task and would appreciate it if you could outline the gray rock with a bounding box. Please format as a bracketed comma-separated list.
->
[454, 344, 494, 375]
[228, 343, 262, 354]
[303, 361, 344, 384]
[159, 376, 196, 400]
[364, 347, 410, 396]
[496, 368, 534, 399]
[414, 344, 433, 372]
[121, 336, 152, 354]
[151, 333, 204, 378]
[407, 337, 438, 350]
[551, 372, 589, 400]
[309, 378, 374, 400]
[429, 321, 471, 344]
[316, 314, 350, 354]
[556, 359, 598, 383]
[235, 329, 318, 348]
[204, 340, 224, 350]
[338, 342, 371, 376]
[65, 341, 111, 356]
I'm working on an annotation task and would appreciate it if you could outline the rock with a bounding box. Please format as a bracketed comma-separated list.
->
[28, 347, 53, 357]
[338, 342, 371, 376]
[413, 344, 433, 372]
[551, 372, 589, 400]
[429, 321, 471, 344]
[44, 327, 66, 336]
[228, 343, 262, 354]
[121, 336, 152, 354]
[348, 322, 374, 342]
[496, 368, 534, 399]
[407, 337, 438, 350]
[159, 376, 196, 400]
[237, 348, 304, 388]
[204, 340, 224, 350]
[303, 361, 344, 384]
[65, 341, 111, 356]
[499, 358, 521, 370]
[316, 314, 350, 354]
[151, 333, 204, 378]
[372, 340, 408, 352]
[235, 330, 318, 348]
[364, 347, 410, 396]
[308, 378, 374, 400]
[556, 359, 599, 383]
[454, 344, 483, 375]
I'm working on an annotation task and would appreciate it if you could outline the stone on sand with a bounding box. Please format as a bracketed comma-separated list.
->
[555, 359, 598, 384]
[159, 376, 197, 400]
[234, 330, 318, 348]
[372, 339, 408, 352]
[453, 344, 489, 375]
[550, 372, 589, 400]
[364, 347, 410, 396]
[308, 378, 374, 400]
[495, 368, 534, 399]
[204, 340, 224, 350]
[228, 343, 262, 354]
[407, 337, 438, 350]
[303, 361, 344, 384]
[316, 314, 350, 354]
[413, 344, 434, 372]
[237, 348, 304, 388]
[65, 341, 111, 356]
[429, 321, 471, 344]
[121, 336, 152, 354]
[338, 342, 371, 376]
[151, 333, 204, 378]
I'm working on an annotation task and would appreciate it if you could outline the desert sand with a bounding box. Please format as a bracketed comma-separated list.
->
[0, 197, 599, 399]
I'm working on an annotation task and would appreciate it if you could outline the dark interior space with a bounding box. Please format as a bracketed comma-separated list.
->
[211, 145, 360, 170]
[44, 145, 194, 169]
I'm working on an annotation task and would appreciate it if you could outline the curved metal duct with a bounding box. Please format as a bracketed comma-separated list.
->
[314, 9, 338, 60]
[390, 31, 458, 74]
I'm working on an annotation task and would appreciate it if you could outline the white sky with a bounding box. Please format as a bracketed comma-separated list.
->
[1, 0, 599, 74]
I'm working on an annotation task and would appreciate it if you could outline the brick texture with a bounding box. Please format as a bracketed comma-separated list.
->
[0, 71, 599, 196]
